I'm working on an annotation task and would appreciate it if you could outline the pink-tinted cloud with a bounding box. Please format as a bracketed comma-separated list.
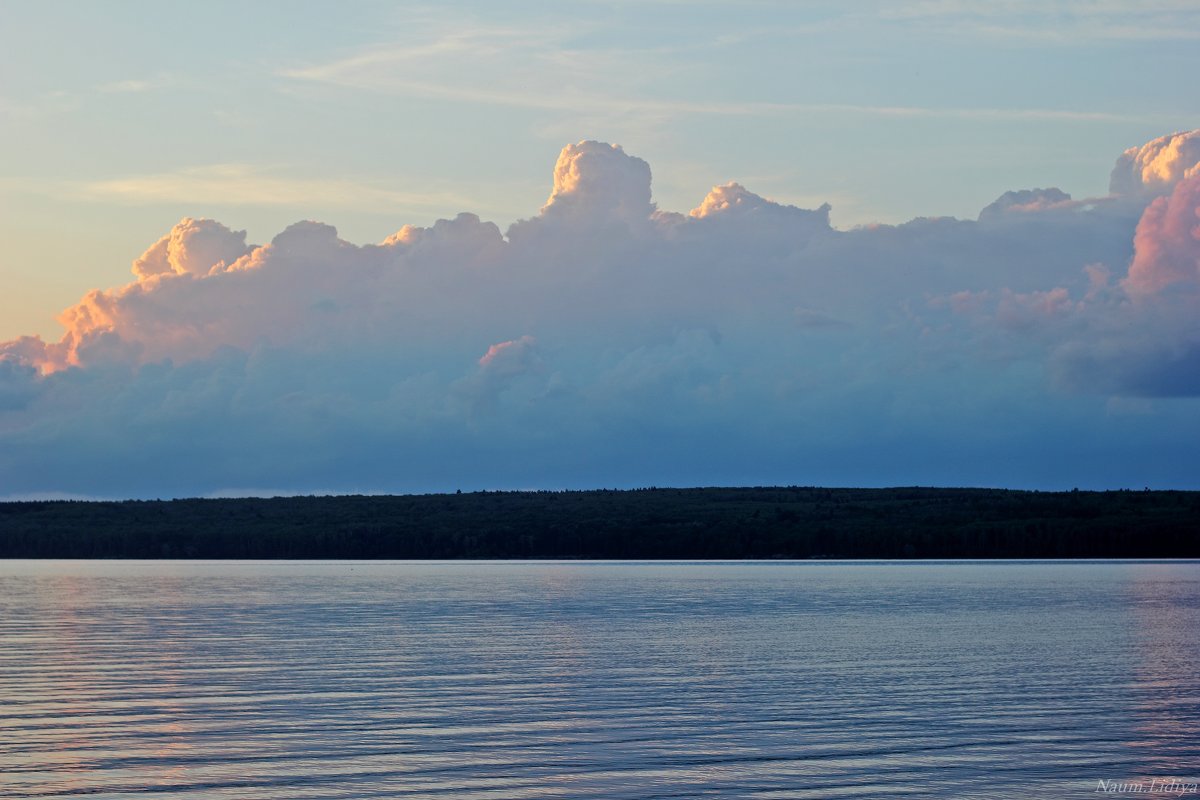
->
[995, 287, 1076, 330]
[1124, 173, 1200, 295]
[479, 335, 539, 373]
[931, 155, 1200, 396]
[4, 133, 1200, 495]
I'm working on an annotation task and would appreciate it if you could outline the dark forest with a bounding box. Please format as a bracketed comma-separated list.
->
[2, 486, 1197, 559]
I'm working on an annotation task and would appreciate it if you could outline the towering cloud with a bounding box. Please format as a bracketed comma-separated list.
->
[539, 140, 654, 226]
[132, 218, 252, 280]
[3, 133, 1200, 496]
[1125, 173, 1200, 295]
[1110, 129, 1200, 197]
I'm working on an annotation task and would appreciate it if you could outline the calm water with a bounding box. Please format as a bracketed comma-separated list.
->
[0, 560, 1197, 799]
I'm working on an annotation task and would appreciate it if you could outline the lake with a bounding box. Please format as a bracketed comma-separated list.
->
[1, 560, 1197, 798]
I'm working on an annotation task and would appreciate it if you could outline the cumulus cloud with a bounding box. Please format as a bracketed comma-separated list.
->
[1110, 129, 1200, 197]
[931, 158, 1200, 398]
[456, 335, 545, 417]
[539, 140, 653, 226]
[132, 217, 250, 279]
[690, 182, 787, 219]
[478, 336, 540, 373]
[1125, 173, 1200, 294]
[1035, 171, 1200, 397]
[978, 187, 1073, 220]
[4, 133, 1200, 495]
[689, 183, 833, 239]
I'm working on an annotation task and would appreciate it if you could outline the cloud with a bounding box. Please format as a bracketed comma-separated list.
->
[1124, 173, 1200, 295]
[978, 188, 1073, 220]
[691, 182, 832, 226]
[1042, 172, 1200, 397]
[479, 336, 540, 372]
[456, 335, 544, 417]
[1110, 129, 1200, 197]
[80, 164, 474, 211]
[0, 359, 39, 412]
[793, 307, 850, 330]
[98, 76, 172, 94]
[1053, 322, 1200, 397]
[931, 163, 1200, 397]
[279, 17, 1145, 128]
[540, 141, 654, 225]
[883, 1, 1200, 43]
[4, 133, 1200, 495]
[132, 218, 251, 279]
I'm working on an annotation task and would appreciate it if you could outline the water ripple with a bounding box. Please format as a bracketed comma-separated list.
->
[1, 560, 1198, 799]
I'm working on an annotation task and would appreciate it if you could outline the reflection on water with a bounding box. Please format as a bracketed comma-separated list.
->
[1125, 563, 1200, 781]
[0, 560, 1197, 799]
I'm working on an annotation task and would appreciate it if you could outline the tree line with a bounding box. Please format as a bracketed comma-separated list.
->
[0, 486, 1196, 559]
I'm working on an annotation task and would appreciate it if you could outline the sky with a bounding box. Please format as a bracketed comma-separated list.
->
[1, 1, 1199, 498]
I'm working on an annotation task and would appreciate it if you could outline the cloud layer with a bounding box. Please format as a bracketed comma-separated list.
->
[4, 134, 1200, 496]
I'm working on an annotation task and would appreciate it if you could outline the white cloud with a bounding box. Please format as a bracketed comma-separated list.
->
[279, 19, 1143, 126]
[132, 217, 251, 279]
[1110, 130, 1200, 197]
[540, 141, 654, 225]
[98, 75, 173, 94]
[80, 164, 475, 211]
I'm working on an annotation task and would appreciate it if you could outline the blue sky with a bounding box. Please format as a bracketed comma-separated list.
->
[1, 2, 1199, 496]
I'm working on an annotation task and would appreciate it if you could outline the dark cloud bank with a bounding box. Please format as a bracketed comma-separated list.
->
[4, 134, 1200, 497]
